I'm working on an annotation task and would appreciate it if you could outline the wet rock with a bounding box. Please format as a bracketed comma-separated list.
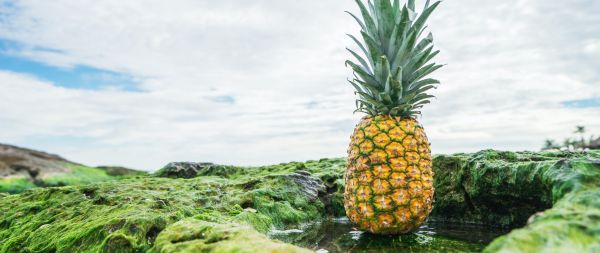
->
[285, 171, 326, 202]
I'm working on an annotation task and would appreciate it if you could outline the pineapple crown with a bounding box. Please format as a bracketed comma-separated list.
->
[346, 0, 443, 117]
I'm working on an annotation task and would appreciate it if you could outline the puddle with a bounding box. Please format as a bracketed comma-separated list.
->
[269, 218, 511, 253]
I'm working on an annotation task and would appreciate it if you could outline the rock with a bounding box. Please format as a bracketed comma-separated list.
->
[431, 151, 553, 227]
[589, 137, 600, 150]
[0, 143, 72, 182]
[153, 162, 211, 178]
[526, 211, 545, 225]
[285, 171, 326, 202]
[149, 220, 311, 253]
[154, 162, 236, 179]
[0, 159, 339, 252]
[430, 150, 600, 252]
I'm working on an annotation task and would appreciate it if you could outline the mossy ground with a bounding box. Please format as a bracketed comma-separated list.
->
[0, 160, 341, 252]
[0, 177, 36, 194]
[149, 219, 311, 253]
[41, 164, 114, 187]
[431, 150, 600, 252]
[0, 151, 599, 252]
[0, 163, 147, 194]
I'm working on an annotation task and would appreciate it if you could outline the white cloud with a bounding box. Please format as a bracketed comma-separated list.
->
[0, 0, 599, 170]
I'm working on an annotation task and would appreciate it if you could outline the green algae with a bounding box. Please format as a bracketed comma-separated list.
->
[0, 151, 599, 252]
[150, 219, 310, 253]
[41, 164, 115, 187]
[96, 166, 149, 177]
[482, 155, 600, 252]
[0, 177, 36, 194]
[431, 150, 600, 252]
[0, 165, 329, 252]
[0, 163, 147, 194]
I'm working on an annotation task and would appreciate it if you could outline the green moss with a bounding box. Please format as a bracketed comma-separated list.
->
[232, 211, 273, 233]
[96, 166, 148, 177]
[41, 163, 115, 187]
[431, 150, 600, 252]
[0, 163, 147, 194]
[149, 219, 310, 253]
[0, 167, 326, 252]
[154, 159, 346, 182]
[0, 177, 36, 194]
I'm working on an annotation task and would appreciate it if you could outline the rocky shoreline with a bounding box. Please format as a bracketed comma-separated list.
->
[0, 150, 598, 252]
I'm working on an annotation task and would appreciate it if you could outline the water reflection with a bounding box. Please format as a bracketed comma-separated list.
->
[269, 218, 510, 253]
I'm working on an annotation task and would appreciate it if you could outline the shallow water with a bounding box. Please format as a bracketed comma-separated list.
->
[269, 218, 510, 253]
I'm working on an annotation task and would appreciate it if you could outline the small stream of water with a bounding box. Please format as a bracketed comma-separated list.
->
[269, 218, 510, 253]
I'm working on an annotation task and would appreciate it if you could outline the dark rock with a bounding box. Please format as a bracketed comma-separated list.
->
[153, 162, 216, 179]
[285, 171, 326, 202]
[154, 162, 247, 179]
[589, 137, 600, 149]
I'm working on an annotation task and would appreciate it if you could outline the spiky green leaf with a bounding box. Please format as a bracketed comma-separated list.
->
[346, 0, 443, 117]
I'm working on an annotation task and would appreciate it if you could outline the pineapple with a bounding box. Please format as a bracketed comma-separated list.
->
[344, 0, 442, 234]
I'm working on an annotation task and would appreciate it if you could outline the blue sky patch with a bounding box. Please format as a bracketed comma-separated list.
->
[305, 101, 319, 109]
[0, 1, 16, 19]
[0, 39, 140, 91]
[562, 98, 600, 108]
[211, 95, 236, 104]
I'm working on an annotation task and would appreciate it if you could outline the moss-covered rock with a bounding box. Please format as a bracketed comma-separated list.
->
[0, 150, 598, 252]
[150, 219, 310, 253]
[431, 150, 600, 252]
[0, 161, 336, 252]
[0, 143, 147, 194]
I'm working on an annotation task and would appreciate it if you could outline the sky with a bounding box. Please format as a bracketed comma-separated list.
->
[0, 0, 599, 171]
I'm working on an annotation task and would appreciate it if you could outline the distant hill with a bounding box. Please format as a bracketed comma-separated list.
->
[0, 143, 147, 193]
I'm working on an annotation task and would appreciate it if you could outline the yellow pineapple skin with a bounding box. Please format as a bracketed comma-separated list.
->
[344, 115, 434, 234]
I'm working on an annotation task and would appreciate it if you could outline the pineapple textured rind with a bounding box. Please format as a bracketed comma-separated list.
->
[344, 115, 434, 234]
